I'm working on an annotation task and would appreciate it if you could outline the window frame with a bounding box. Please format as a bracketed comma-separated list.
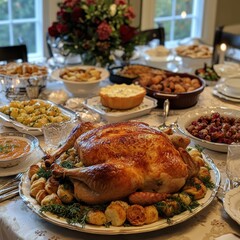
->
[141, 0, 217, 47]
[0, 0, 44, 61]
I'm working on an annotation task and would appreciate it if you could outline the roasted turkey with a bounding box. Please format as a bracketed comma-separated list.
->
[44, 121, 199, 205]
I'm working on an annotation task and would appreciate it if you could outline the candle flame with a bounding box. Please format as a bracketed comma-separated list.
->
[220, 43, 227, 51]
[181, 11, 187, 18]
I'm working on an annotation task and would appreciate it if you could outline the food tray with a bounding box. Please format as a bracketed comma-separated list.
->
[84, 96, 157, 123]
[0, 100, 78, 136]
[19, 152, 220, 234]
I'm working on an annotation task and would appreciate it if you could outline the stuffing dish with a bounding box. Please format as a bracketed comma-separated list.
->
[0, 99, 71, 128]
[25, 121, 215, 228]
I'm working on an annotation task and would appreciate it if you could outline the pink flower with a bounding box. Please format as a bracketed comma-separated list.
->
[97, 22, 112, 40]
[115, 0, 126, 5]
[125, 6, 135, 19]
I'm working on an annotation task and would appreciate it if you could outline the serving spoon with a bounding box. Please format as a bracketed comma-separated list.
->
[158, 99, 170, 131]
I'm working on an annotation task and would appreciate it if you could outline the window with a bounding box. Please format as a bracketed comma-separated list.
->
[0, 0, 43, 60]
[154, 0, 204, 45]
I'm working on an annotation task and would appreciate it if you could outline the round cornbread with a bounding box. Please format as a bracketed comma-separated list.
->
[99, 84, 146, 110]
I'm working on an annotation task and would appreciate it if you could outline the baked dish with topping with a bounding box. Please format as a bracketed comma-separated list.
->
[99, 84, 146, 110]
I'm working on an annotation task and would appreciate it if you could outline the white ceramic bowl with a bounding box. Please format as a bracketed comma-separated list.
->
[177, 107, 240, 152]
[180, 55, 212, 69]
[0, 132, 39, 168]
[51, 65, 109, 97]
[213, 62, 240, 78]
[175, 45, 212, 69]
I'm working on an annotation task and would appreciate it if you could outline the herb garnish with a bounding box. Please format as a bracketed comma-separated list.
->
[40, 203, 90, 226]
[37, 167, 52, 179]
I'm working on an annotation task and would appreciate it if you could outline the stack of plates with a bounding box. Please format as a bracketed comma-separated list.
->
[213, 77, 240, 102]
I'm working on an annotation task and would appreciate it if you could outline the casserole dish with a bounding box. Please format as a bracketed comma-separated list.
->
[135, 72, 205, 109]
[108, 65, 138, 84]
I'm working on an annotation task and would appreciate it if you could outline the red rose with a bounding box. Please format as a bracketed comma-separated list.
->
[64, 0, 80, 8]
[97, 22, 112, 40]
[56, 23, 69, 34]
[115, 0, 126, 5]
[71, 7, 83, 22]
[48, 23, 59, 37]
[120, 25, 137, 43]
[86, 0, 96, 5]
[57, 11, 70, 22]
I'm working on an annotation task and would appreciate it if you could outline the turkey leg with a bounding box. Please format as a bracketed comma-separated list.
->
[51, 163, 144, 204]
[43, 122, 95, 167]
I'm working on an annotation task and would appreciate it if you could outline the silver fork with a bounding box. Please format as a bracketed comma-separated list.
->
[0, 189, 19, 203]
[0, 172, 23, 190]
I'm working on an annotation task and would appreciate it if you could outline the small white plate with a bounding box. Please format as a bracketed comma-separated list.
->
[215, 81, 240, 99]
[214, 62, 240, 78]
[212, 88, 240, 103]
[85, 96, 157, 123]
[0, 147, 44, 177]
[177, 107, 240, 152]
[223, 186, 240, 224]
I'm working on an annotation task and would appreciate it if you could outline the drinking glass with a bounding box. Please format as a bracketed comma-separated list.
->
[226, 144, 240, 189]
[42, 120, 75, 153]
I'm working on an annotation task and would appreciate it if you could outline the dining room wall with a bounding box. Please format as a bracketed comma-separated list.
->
[215, 0, 240, 28]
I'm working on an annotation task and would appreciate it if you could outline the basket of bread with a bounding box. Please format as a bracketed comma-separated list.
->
[0, 62, 48, 100]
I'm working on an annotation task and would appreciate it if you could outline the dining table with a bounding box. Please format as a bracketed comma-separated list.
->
[0, 59, 240, 240]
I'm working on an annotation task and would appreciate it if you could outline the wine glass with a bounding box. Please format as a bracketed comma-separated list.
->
[226, 144, 240, 189]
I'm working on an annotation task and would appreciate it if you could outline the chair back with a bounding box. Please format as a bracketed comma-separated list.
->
[212, 25, 240, 65]
[139, 27, 165, 46]
[46, 33, 54, 58]
[0, 44, 28, 63]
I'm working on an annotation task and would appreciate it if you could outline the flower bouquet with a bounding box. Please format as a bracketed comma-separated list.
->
[48, 0, 142, 66]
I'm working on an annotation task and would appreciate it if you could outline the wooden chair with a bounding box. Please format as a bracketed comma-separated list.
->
[212, 25, 240, 65]
[46, 33, 54, 58]
[0, 44, 28, 63]
[138, 26, 165, 46]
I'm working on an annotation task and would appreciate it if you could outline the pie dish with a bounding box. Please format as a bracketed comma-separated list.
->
[223, 186, 240, 224]
[19, 152, 220, 234]
[177, 107, 240, 152]
[84, 96, 157, 123]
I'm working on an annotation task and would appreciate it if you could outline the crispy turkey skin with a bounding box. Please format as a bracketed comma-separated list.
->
[50, 122, 194, 204]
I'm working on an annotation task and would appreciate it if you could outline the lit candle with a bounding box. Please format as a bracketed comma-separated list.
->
[219, 43, 227, 64]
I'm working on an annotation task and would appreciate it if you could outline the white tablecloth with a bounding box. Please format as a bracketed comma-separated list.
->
[0, 86, 240, 240]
